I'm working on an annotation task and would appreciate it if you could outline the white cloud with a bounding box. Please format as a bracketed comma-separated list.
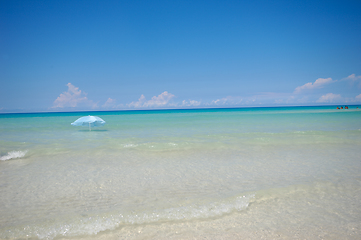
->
[144, 91, 175, 107]
[52, 83, 97, 108]
[344, 74, 361, 81]
[128, 94, 146, 108]
[102, 98, 117, 108]
[316, 93, 342, 103]
[343, 74, 361, 88]
[294, 78, 333, 94]
[294, 78, 333, 93]
[356, 94, 361, 101]
[128, 91, 175, 108]
[211, 99, 224, 105]
[182, 100, 201, 107]
[209, 96, 242, 106]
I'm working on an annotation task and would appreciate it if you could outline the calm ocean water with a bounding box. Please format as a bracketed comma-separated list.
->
[1, 106, 361, 239]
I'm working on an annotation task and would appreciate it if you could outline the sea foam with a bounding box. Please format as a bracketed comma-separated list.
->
[0, 150, 27, 161]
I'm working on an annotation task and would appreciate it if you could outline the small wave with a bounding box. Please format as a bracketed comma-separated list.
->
[123, 144, 138, 148]
[0, 193, 254, 239]
[0, 150, 28, 161]
[293, 131, 306, 134]
[125, 194, 254, 224]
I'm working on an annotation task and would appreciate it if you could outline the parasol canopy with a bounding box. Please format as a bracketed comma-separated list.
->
[71, 115, 105, 131]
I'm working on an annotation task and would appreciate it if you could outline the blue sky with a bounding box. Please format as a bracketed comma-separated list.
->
[1, 0, 361, 112]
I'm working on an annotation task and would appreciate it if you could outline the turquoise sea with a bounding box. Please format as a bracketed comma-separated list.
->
[1, 106, 361, 239]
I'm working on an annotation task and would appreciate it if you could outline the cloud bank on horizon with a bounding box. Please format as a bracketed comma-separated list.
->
[52, 74, 361, 111]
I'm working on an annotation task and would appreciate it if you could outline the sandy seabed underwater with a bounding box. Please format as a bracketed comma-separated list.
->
[0, 106, 361, 239]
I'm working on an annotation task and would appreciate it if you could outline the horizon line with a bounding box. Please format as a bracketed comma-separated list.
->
[1, 104, 360, 115]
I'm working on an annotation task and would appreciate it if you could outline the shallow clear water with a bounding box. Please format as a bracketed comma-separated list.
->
[0, 106, 361, 239]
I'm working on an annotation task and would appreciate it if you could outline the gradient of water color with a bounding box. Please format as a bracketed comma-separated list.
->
[0, 106, 361, 239]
